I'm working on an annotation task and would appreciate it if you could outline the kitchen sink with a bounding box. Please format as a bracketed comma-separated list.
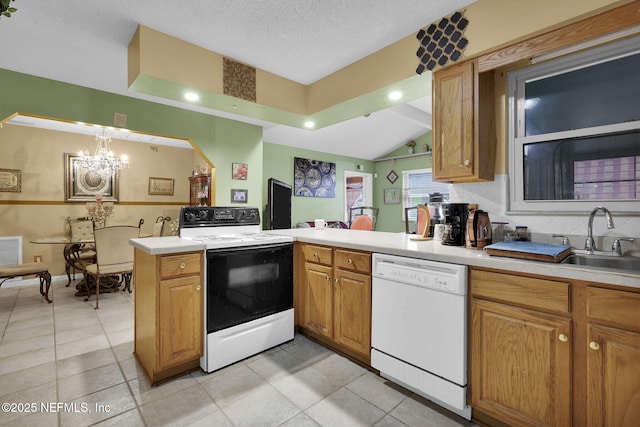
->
[561, 253, 640, 273]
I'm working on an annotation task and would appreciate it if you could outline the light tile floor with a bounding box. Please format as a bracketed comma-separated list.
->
[0, 280, 477, 427]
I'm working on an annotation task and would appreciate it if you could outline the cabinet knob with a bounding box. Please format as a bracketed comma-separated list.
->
[559, 334, 569, 342]
[335, 277, 339, 283]
[196, 285, 201, 291]
[314, 253, 319, 258]
[589, 341, 600, 351]
[325, 275, 330, 281]
[463, 159, 471, 166]
[347, 258, 353, 264]
[179, 262, 186, 269]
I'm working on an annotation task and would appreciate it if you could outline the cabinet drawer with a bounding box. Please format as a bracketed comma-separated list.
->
[160, 253, 201, 278]
[587, 287, 640, 331]
[334, 249, 371, 274]
[470, 268, 570, 314]
[301, 244, 333, 266]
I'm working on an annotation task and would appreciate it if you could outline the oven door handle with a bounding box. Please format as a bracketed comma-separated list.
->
[206, 242, 293, 257]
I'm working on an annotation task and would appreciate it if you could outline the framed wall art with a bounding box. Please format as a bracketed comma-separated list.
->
[232, 162, 248, 180]
[293, 157, 336, 198]
[0, 168, 21, 192]
[231, 189, 248, 203]
[64, 153, 119, 202]
[386, 170, 398, 184]
[148, 177, 174, 196]
[384, 188, 401, 205]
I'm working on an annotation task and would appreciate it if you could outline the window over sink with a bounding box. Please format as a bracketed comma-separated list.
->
[507, 34, 640, 213]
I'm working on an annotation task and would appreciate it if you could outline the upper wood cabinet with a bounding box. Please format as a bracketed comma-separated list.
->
[432, 60, 496, 182]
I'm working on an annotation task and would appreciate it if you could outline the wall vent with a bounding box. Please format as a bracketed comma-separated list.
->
[0, 236, 22, 266]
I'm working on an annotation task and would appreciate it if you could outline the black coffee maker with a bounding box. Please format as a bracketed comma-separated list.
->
[441, 203, 469, 246]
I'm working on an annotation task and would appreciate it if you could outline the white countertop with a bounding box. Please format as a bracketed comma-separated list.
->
[130, 230, 639, 289]
[130, 236, 204, 255]
[265, 228, 640, 289]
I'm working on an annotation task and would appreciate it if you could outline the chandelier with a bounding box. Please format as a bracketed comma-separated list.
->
[77, 128, 130, 175]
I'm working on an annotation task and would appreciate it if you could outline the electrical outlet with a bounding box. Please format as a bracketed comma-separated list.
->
[34, 255, 43, 263]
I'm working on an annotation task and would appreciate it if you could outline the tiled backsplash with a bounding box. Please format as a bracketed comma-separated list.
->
[449, 174, 640, 254]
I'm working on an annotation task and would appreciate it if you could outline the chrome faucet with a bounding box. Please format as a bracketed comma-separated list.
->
[585, 206, 615, 253]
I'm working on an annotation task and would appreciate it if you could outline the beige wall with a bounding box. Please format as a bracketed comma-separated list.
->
[0, 124, 206, 277]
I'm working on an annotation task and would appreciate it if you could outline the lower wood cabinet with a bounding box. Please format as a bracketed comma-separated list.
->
[470, 267, 640, 427]
[586, 287, 640, 426]
[295, 242, 371, 364]
[134, 249, 203, 385]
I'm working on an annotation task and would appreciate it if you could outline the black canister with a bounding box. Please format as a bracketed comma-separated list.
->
[441, 203, 469, 246]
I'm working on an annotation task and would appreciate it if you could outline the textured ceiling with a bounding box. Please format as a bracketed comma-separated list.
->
[1, 0, 475, 159]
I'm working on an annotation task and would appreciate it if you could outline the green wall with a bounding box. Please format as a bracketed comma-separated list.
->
[0, 69, 264, 207]
[373, 132, 434, 233]
[1, 68, 434, 233]
[263, 142, 374, 227]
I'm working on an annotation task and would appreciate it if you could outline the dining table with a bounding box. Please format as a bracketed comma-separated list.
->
[31, 236, 111, 297]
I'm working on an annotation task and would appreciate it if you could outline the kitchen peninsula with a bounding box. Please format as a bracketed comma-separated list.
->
[132, 228, 640, 426]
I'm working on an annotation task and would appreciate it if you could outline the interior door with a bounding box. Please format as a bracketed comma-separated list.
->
[344, 171, 373, 222]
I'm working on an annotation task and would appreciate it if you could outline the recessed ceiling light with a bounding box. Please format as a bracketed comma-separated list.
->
[388, 91, 403, 101]
[184, 92, 200, 102]
[304, 121, 315, 129]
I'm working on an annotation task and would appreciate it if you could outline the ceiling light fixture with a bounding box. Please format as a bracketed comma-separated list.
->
[304, 121, 315, 129]
[388, 91, 403, 101]
[77, 128, 130, 176]
[184, 92, 200, 102]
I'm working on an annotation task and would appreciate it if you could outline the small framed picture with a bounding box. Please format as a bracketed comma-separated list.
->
[232, 162, 248, 180]
[384, 188, 401, 205]
[0, 168, 22, 192]
[231, 189, 248, 203]
[386, 170, 398, 184]
[148, 177, 175, 196]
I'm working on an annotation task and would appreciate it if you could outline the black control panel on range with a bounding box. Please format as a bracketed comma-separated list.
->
[179, 206, 260, 228]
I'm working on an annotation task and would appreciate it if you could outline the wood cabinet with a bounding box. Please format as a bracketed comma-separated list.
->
[432, 60, 496, 182]
[188, 174, 211, 206]
[134, 249, 203, 385]
[586, 287, 640, 426]
[470, 267, 640, 427]
[296, 242, 371, 364]
[470, 269, 571, 427]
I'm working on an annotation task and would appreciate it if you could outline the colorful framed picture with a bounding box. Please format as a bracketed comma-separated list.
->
[64, 153, 119, 202]
[148, 177, 174, 196]
[384, 188, 401, 205]
[386, 170, 398, 184]
[0, 168, 21, 192]
[232, 162, 248, 180]
[231, 189, 248, 203]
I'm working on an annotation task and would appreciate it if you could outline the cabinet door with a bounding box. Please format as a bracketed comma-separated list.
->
[159, 275, 202, 370]
[433, 60, 475, 181]
[470, 298, 571, 427]
[303, 262, 334, 338]
[587, 325, 640, 427]
[334, 269, 371, 358]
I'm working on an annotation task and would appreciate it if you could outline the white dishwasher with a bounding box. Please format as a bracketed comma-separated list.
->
[371, 253, 471, 420]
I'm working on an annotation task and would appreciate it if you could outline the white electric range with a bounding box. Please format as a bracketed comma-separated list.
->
[179, 206, 294, 373]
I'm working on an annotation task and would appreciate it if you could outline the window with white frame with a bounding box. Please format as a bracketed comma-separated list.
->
[507, 34, 640, 213]
[402, 169, 449, 220]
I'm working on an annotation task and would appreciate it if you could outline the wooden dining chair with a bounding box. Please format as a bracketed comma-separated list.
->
[349, 206, 379, 231]
[65, 216, 96, 286]
[83, 224, 140, 309]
